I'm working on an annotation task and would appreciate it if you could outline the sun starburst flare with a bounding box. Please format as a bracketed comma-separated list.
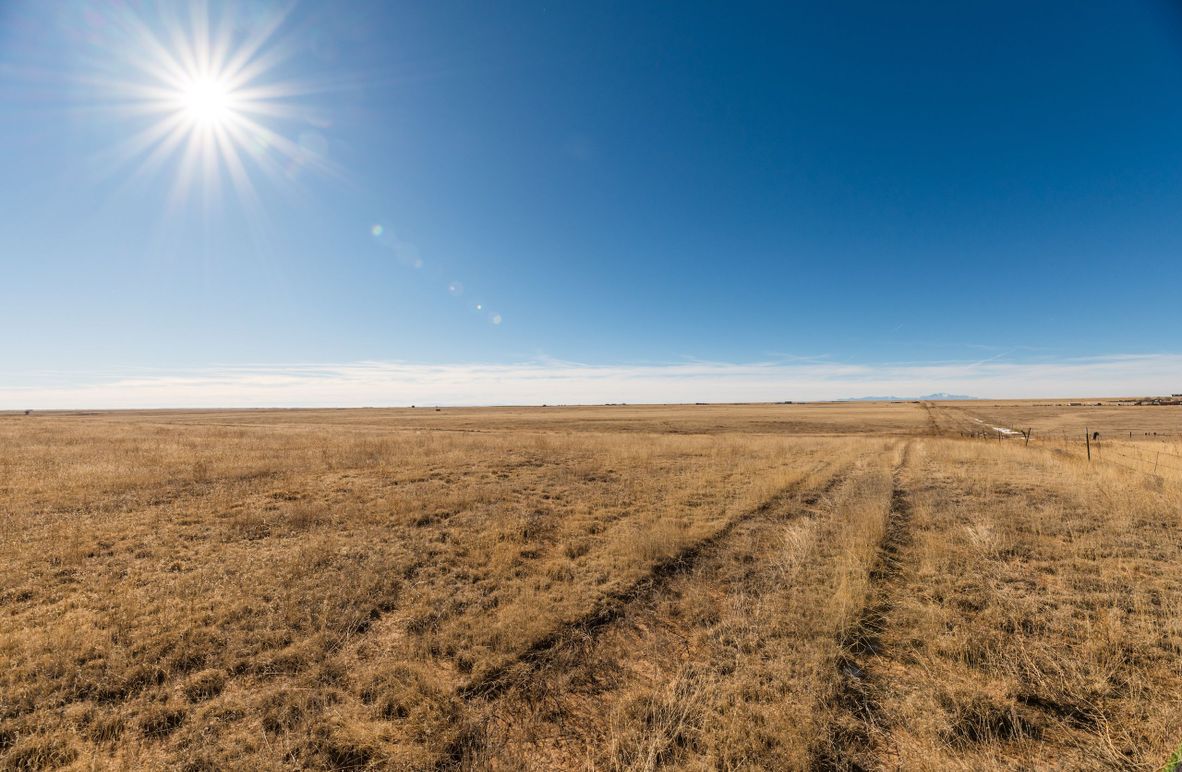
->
[87, 1, 336, 219]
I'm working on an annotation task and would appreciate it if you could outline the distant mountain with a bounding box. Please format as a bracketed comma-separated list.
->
[842, 393, 978, 401]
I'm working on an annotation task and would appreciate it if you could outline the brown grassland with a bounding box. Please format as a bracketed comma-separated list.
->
[1, 401, 1180, 770]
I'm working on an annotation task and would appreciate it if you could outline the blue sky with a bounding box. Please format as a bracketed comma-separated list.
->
[2, 1, 1181, 406]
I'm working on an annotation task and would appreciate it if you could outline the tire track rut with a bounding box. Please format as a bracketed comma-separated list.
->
[433, 462, 856, 768]
[823, 444, 914, 771]
[456, 463, 853, 703]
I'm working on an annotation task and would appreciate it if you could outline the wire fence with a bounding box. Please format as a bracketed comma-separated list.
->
[957, 421, 1182, 480]
[1105, 448, 1182, 475]
[1099, 451, 1182, 478]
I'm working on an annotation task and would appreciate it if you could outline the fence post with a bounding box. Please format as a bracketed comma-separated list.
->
[1025, 428, 1032, 447]
[1085, 427, 1091, 462]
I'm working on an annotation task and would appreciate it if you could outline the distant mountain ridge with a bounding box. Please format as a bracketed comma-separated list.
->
[842, 392, 978, 401]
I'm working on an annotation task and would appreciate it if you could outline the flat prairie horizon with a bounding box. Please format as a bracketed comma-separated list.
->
[2, 400, 1180, 769]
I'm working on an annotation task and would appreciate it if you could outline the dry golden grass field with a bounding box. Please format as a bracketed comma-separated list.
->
[2, 401, 1181, 770]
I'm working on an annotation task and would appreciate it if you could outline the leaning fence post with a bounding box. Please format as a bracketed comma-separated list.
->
[1025, 428, 1032, 447]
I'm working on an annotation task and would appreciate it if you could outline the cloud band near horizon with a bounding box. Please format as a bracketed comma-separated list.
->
[2, 354, 1181, 409]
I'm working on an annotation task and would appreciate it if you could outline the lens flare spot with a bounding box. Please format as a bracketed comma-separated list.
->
[475, 304, 483, 311]
[448, 282, 464, 296]
[371, 224, 383, 237]
[490, 313, 502, 325]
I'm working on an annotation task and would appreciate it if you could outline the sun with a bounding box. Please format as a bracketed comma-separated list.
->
[90, 2, 337, 218]
[179, 76, 234, 127]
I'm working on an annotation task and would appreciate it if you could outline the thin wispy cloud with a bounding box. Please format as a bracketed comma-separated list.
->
[3, 354, 1179, 409]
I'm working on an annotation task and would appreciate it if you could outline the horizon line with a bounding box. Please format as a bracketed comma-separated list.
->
[3, 352, 1181, 410]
